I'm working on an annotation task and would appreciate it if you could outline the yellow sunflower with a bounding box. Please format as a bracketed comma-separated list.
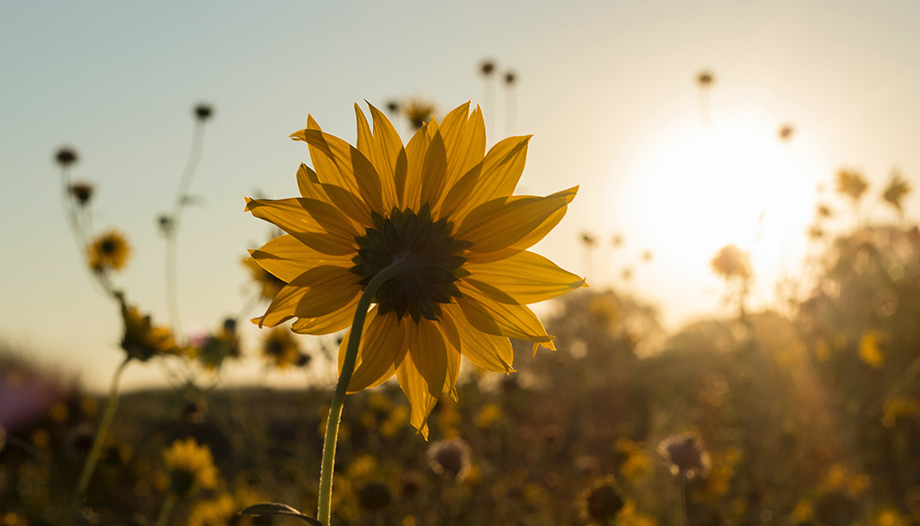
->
[162, 437, 218, 496]
[119, 295, 184, 361]
[246, 101, 585, 436]
[88, 229, 131, 272]
[262, 326, 303, 369]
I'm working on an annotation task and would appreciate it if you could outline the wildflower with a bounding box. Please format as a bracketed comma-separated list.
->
[386, 100, 400, 114]
[69, 181, 94, 206]
[474, 402, 503, 428]
[615, 439, 650, 482]
[873, 509, 910, 526]
[504, 71, 516, 85]
[87, 230, 131, 272]
[187, 493, 236, 526]
[817, 204, 833, 218]
[119, 295, 183, 361]
[162, 437, 218, 496]
[882, 170, 910, 212]
[778, 124, 795, 141]
[192, 318, 242, 370]
[243, 257, 285, 300]
[194, 103, 214, 122]
[402, 98, 437, 131]
[696, 70, 715, 87]
[261, 326, 303, 369]
[580, 476, 625, 525]
[858, 330, 884, 368]
[658, 432, 710, 478]
[836, 169, 868, 201]
[480, 60, 496, 76]
[246, 101, 583, 436]
[710, 244, 751, 280]
[427, 438, 471, 480]
[55, 147, 78, 167]
[615, 500, 658, 526]
[581, 232, 596, 245]
[358, 482, 393, 511]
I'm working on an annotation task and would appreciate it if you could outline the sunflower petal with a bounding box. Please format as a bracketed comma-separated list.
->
[420, 131, 448, 212]
[249, 235, 352, 283]
[257, 282, 308, 328]
[451, 135, 530, 219]
[245, 197, 357, 256]
[291, 294, 360, 335]
[338, 309, 407, 393]
[296, 163, 327, 202]
[402, 122, 430, 209]
[442, 304, 514, 373]
[455, 187, 578, 254]
[465, 251, 587, 304]
[396, 351, 437, 439]
[456, 282, 555, 350]
[440, 103, 487, 195]
[293, 266, 362, 319]
[407, 319, 449, 398]
[437, 310, 471, 395]
[355, 104, 398, 210]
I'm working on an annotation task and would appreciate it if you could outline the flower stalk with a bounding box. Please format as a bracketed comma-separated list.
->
[70, 356, 131, 515]
[317, 258, 414, 525]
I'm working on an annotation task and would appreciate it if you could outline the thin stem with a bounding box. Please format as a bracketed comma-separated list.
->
[678, 476, 687, 526]
[154, 493, 178, 526]
[316, 259, 414, 525]
[70, 356, 131, 514]
[165, 122, 206, 340]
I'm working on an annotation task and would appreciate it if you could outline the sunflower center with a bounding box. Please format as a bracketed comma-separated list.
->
[350, 204, 471, 323]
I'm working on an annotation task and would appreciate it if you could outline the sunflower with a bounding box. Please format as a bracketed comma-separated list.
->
[246, 101, 585, 436]
[162, 437, 218, 496]
[261, 326, 303, 369]
[119, 295, 183, 361]
[88, 229, 131, 272]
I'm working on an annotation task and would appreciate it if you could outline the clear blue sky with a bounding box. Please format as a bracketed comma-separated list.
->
[3, 0, 920, 390]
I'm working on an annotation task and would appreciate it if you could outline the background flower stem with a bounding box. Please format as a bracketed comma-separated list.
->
[317, 258, 413, 525]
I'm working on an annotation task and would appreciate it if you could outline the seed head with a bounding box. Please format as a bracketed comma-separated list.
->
[55, 147, 79, 167]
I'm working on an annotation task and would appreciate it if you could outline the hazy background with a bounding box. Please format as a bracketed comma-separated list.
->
[3, 0, 919, 390]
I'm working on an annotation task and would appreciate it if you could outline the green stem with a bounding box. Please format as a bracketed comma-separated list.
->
[155, 493, 178, 526]
[316, 260, 412, 525]
[71, 356, 131, 513]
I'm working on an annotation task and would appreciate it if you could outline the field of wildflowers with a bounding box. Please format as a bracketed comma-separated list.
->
[3, 83, 920, 526]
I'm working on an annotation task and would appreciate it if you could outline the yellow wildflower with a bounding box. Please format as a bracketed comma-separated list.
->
[246, 101, 584, 436]
[87, 229, 130, 272]
[836, 169, 868, 201]
[243, 256, 285, 300]
[874, 509, 910, 526]
[162, 437, 218, 496]
[119, 296, 183, 361]
[474, 402, 503, 428]
[187, 493, 236, 526]
[883, 170, 911, 212]
[261, 326, 303, 368]
[710, 244, 752, 280]
[402, 98, 437, 131]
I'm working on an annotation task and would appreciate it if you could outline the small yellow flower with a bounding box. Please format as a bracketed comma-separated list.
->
[88, 230, 130, 272]
[874, 508, 910, 526]
[579, 476, 625, 526]
[162, 437, 218, 496]
[615, 438, 650, 482]
[474, 402, 503, 428]
[119, 296, 183, 361]
[243, 257, 285, 300]
[192, 319, 242, 370]
[402, 98, 437, 131]
[187, 493, 236, 526]
[261, 326, 303, 369]
[247, 102, 584, 436]
[859, 330, 884, 368]
[836, 169, 868, 201]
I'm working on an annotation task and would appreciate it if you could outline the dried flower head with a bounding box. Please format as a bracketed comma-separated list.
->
[480, 60, 496, 76]
[55, 147, 79, 168]
[119, 295, 183, 361]
[697, 70, 715, 87]
[504, 71, 516, 85]
[710, 244, 752, 281]
[261, 326, 303, 369]
[88, 230, 131, 273]
[882, 170, 911, 212]
[386, 100, 400, 114]
[192, 318, 242, 370]
[194, 103, 214, 122]
[836, 169, 868, 201]
[581, 232, 597, 245]
[69, 181, 94, 206]
[658, 432, 710, 478]
[779, 124, 795, 141]
[162, 437, 218, 496]
[427, 438, 471, 480]
[402, 98, 437, 131]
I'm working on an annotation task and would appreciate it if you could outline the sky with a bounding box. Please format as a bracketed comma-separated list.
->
[2, 0, 920, 391]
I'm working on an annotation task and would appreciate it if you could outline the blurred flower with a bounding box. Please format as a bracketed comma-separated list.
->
[49, 402, 68, 423]
[696, 70, 715, 87]
[187, 493, 236, 526]
[480, 59, 496, 76]
[194, 103, 214, 122]
[710, 244, 751, 280]
[119, 295, 183, 361]
[858, 330, 884, 368]
[88, 230, 131, 273]
[386, 99, 400, 113]
[162, 437, 218, 497]
[882, 170, 911, 212]
[504, 71, 516, 85]
[192, 318, 242, 370]
[69, 181, 94, 206]
[620, 267, 633, 281]
[474, 402, 503, 428]
[243, 257, 285, 300]
[358, 482, 393, 512]
[615, 438, 650, 482]
[611, 234, 624, 247]
[55, 147, 78, 167]
[30, 428, 50, 449]
[261, 326, 303, 369]
[581, 232, 597, 245]
[778, 124, 795, 142]
[579, 476, 625, 525]
[821, 464, 869, 497]
[427, 438, 471, 480]
[615, 500, 657, 526]
[641, 250, 653, 262]
[808, 225, 825, 240]
[882, 396, 918, 428]
[247, 102, 582, 436]
[658, 432, 710, 478]
[836, 169, 868, 201]
[790, 499, 814, 525]
[817, 204, 833, 218]
[402, 98, 437, 131]
[874, 508, 910, 526]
